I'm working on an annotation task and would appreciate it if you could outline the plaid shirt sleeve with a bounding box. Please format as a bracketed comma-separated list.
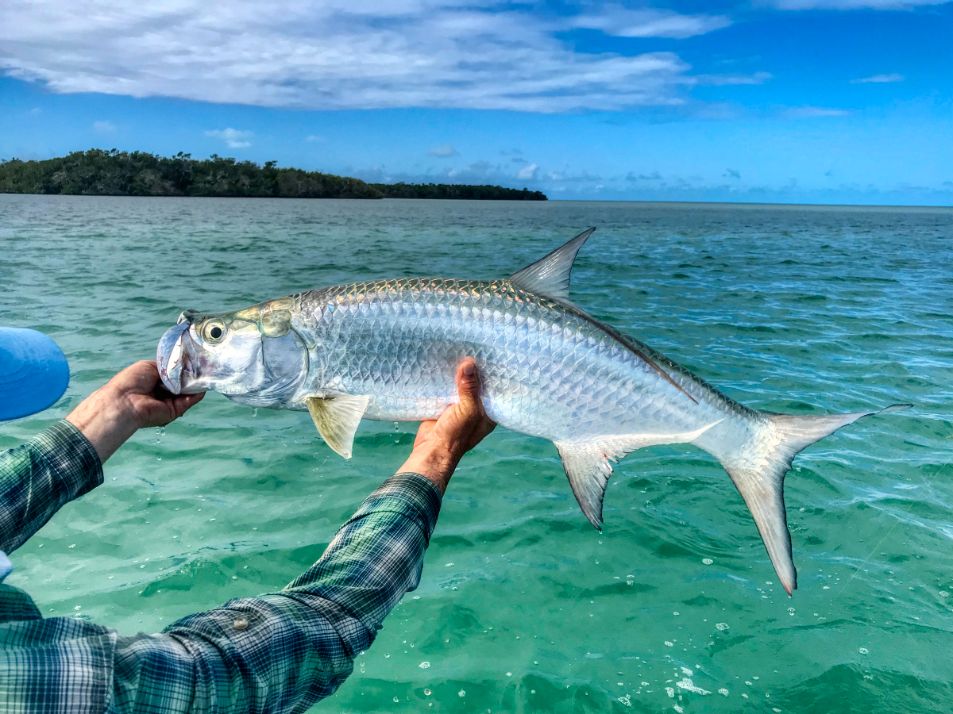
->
[0, 420, 104, 554]
[0, 456, 443, 713]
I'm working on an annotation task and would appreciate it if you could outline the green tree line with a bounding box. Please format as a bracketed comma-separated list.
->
[0, 149, 547, 201]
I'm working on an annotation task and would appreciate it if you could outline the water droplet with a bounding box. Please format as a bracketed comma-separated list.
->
[423, 688, 432, 696]
[419, 661, 431, 669]
[702, 558, 713, 565]
[458, 690, 466, 697]
[858, 647, 869, 655]
[715, 622, 729, 631]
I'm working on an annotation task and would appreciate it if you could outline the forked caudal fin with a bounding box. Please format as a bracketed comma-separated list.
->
[718, 404, 909, 595]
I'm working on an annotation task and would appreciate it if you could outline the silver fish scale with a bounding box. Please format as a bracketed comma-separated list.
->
[288, 278, 739, 443]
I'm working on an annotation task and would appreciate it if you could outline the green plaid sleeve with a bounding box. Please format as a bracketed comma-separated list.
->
[0, 420, 103, 554]
[109, 472, 442, 712]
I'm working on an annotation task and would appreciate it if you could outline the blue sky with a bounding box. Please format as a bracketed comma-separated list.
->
[0, 0, 950, 204]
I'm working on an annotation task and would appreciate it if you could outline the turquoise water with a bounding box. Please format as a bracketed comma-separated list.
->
[1, 194, 951, 712]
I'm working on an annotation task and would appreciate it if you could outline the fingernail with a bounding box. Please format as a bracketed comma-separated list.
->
[463, 363, 476, 377]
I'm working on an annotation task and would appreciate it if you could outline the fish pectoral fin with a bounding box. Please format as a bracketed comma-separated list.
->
[306, 394, 371, 459]
[556, 422, 722, 529]
[509, 227, 595, 301]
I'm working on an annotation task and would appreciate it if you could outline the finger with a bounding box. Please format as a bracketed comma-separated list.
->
[172, 391, 205, 417]
[455, 358, 482, 414]
[116, 360, 161, 392]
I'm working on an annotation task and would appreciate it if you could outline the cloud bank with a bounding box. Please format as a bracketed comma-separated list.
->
[0, 1, 745, 113]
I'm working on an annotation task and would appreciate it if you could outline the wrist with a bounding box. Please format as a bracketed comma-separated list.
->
[66, 386, 139, 463]
[397, 443, 461, 494]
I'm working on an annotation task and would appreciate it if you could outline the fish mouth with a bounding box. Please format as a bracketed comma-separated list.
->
[157, 318, 202, 395]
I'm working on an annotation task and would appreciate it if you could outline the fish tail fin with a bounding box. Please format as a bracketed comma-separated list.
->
[713, 404, 909, 596]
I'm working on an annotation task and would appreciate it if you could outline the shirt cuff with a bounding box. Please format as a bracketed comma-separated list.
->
[348, 472, 443, 543]
[29, 420, 105, 500]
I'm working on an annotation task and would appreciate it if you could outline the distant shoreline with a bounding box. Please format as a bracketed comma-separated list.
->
[0, 191, 945, 211]
[0, 149, 547, 201]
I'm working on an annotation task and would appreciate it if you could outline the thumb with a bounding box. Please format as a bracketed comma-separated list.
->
[455, 358, 482, 414]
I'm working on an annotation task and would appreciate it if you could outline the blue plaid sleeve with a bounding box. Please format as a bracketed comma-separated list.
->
[0, 421, 103, 554]
[108, 472, 442, 712]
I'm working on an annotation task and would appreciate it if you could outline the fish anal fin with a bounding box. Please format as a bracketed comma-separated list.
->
[306, 394, 371, 459]
[556, 421, 722, 529]
[510, 228, 595, 301]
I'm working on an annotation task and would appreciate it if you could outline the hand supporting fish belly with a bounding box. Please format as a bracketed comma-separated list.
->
[157, 228, 907, 595]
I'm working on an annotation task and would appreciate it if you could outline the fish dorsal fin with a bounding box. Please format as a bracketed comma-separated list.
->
[306, 394, 371, 459]
[555, 421, 722, 529]
[509, 227, 595, 301]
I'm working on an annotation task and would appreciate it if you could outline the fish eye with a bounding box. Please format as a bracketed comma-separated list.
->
[203, 321, 227, 343]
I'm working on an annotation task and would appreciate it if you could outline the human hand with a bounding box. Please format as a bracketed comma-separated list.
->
[397, 358, 495, 494]
[67, 360, 204, 463]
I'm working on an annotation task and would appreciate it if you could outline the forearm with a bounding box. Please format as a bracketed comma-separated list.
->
[111, 472, 442, 713]
[283, 472, 441, 632]
[0, 421, 103, 553]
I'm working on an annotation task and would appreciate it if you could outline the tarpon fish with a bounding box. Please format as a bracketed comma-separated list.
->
[157, 229, 903, 594]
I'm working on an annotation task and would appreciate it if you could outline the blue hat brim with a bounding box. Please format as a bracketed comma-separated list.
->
[0, 328, 70, 421]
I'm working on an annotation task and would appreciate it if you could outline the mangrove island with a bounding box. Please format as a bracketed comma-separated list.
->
[0, 150, 547, 201]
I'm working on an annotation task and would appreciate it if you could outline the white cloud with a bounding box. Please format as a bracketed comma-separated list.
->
[770, 0, 949, 9]
[428, 144, 458, 158]
[516, 162, 539, 181]
[0, 0, 750, 113]
[205, 127, 253, 148]
[695, 71, 772, 86]
[783, 106, 850, 118]
[852, 73, 905, 83]
[92, 119, 115, 132]
[569, 7, 730, 39]
[304, 134, 325, 142]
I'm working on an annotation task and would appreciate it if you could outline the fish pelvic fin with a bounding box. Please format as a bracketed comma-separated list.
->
[306, 394, 371, 459]
[510, 227, 595, 301]
[717, 404, 910, 596]
[555, 421, 723, 529]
